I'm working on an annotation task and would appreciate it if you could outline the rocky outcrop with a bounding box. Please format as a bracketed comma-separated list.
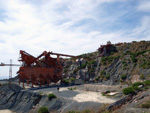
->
[111, 90, 150, 113]
[0, 84, 42, 113]
[62, 41, 150, 85]
[0, 84, 64, 113]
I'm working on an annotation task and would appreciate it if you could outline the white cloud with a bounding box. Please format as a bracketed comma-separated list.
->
[137, 0, 150, 12]
[0, 0, 149, 78]
[128, 16, 150, 40]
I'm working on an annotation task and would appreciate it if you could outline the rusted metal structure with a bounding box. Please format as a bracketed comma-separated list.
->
[18, 50, 86, 87]
[98, 41, 116, 56]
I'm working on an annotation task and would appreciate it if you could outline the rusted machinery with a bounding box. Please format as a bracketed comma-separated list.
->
[18, 50, 86, 87]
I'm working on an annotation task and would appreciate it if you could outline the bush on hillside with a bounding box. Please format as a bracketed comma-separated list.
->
[62, 79, 70, 85]
[123, 87, 135, 95]
[121, 75, 127, 80]
[143, 80, 150, 86]
[81, 63, 87, 68]
[100, 71, 106, 75]
[140, 74, 145, 80]
[141, 101, 150, 108]
[48, 93, 57, 100]
[70, 77, 76, 82]
[132, 86, 142, 91]
[132, 82, 144, 87]
[38, 107, 49, 113]
[105, 74, 110, 80]
[95, 77, 100, 81]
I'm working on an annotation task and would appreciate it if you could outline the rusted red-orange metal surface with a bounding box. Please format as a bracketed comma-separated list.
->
[18, 50, 63, 87]
[18, 50, 90, 87]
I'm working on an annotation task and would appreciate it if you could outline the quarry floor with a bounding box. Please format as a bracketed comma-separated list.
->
[0, 81, 124, 113]
[28, 83, 123, 112]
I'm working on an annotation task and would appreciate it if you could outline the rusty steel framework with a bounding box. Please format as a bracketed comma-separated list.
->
[18, 50, 85, 87]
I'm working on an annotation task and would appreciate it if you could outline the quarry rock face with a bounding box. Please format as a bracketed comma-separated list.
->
[62, 41, 150, 85]
[0, 84, 63, 113]
[0, 84, 42, 113]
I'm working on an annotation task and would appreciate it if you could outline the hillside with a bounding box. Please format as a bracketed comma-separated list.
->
[62, 40, 150, 85]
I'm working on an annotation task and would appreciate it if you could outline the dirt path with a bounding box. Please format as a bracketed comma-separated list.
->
[0, 110, 15, 113]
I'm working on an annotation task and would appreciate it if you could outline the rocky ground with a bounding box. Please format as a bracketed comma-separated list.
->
[0, 82, 123, 113]
[110, 90, 150, 113]
[29, 83, 122, 113]
[1, 81, 150, 113]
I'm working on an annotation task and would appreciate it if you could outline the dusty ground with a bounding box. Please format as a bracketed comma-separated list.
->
[28, 84, 123, 112]
[0, 110, 16, 113]
[0, 81, 123, 113]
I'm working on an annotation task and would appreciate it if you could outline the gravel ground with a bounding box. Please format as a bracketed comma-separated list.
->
[27, 84, 122, 112]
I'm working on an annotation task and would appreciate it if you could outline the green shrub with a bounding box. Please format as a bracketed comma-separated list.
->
[105, 74, 110, 80]
[38, 107, 49, 113]
[48, 93, 57, 100]
[100, 71, 106, 75]
[121, 75, 127, 80]
[88, 60, 97, 65]
[70, 77, 75, 82]
[81, 109, 94, 113]
[132, 86, 142, 91]
[63, 79, 70, 85]
[68, 87, 77, 90]
[81, 63, 87, 68]
[132, 82, 144, 87]
[95, 77, 100, 81]
[140, 74, 145, 80]
[68, 111, 75, 113]
[141, 102, 150, 108]
[143, 80, 150, 86]
[123, 87, 135, 95]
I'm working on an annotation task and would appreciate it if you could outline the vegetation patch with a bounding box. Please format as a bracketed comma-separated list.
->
[122, 80, 150, 95]
[67, 109, 95, 113]
[38, 92, 44, 95]
[81, 63, 87, 69]
[132, 82, 144, 87]
[143, 80, 150, 86]
[70, 77, 76, 82]
[105, 74, 110, 80]
[38, 106, 49, 113]
[101, 56, 120, 64]
[121, 75, 127, 80]
[48, 93, 57, 100]
[95, 76, 100, 81]
[62, 79, 70, 85]
[68, 87, 77, 90]
[123, 87, 135, 95]
[140, 101, 150, 109]
[140, 74, 145, 80]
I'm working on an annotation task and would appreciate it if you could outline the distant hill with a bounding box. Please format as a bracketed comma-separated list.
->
[62, 40, 150, 85]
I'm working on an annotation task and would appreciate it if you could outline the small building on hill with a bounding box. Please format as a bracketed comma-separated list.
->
[98, 41, 117, 56]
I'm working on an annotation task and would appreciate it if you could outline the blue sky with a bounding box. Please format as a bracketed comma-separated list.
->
[0, 0, 150, 79]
